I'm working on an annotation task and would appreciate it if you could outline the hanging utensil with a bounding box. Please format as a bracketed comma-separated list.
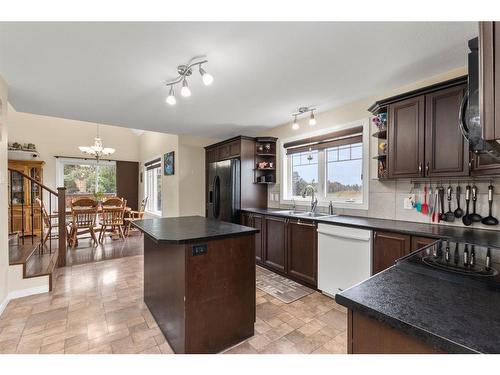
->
[454, 185, 464, 218]
[481, 184, 499, 225]
[439, 187, 446, 221]
[421, 185, 429, 215]
[428, 185, 434, 217]
[445, 185, 455, 222]
[462, 185, 472, 226]
[469, 184, 482, 222]
[432, 188, 439, 223]
[415, 185, 422, 212]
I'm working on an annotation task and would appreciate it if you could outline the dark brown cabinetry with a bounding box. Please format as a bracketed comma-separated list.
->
[287, 219, 317, 286]
[263, 216, 287, 273]
[371, 77, 473, 179]
[425, 85, 469, 177]
[388, 96, 425, 178]
[373, 231, 436, 274]
[372, 231, 411, 274]
[241, 212, 264, 262]
[471, 151, 500, 176]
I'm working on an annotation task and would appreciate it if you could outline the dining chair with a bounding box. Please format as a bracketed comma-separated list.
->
[35, 198, 53, 246]
[125, 196, 148, 236]
[98, 197, 126, 243]
[68, 198, 99, 248]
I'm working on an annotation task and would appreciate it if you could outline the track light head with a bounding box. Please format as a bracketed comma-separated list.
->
[199, 66, 214, 86]
[181, 78, 191, 97]
[309, 111, 316, 126]
[292, 115, 299, 130]
[166, 86, 176, 105]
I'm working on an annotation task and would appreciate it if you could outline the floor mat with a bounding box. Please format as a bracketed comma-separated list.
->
[256, 265, 314, 303]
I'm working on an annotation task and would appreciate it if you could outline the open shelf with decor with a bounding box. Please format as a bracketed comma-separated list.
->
[370, 107, 388, 179]
[254, 137, 278, 184]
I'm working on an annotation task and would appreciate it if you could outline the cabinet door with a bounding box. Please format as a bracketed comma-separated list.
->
[287, 219, 317, 286]
[471, 151, 500, 176]
[372, 231, 411, 274]
[228, 141, 241, 158]
[218, 145, 231, 160]
[480, 22, 500, 141]
[425, 85, 469, 177]
[263, 216, 287, 273]
[252, 214, 264, 263]
[388, 96, 425, 178]
[410, 236, 436, 252]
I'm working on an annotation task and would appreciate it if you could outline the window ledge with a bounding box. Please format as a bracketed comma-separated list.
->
[145, 211, 162, 218]
[280, 198, 368, 211]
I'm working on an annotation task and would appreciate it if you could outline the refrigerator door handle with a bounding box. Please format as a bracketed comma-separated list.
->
[213, 175, 220, 218]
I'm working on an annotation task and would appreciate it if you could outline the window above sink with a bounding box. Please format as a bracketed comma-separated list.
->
[279, 119, 370, 210]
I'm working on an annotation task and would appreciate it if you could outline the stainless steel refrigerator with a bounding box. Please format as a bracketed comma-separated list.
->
[207, 159, 241, 223]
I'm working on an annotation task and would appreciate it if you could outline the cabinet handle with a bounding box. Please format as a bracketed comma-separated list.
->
[425, 162, 429, 175]
[418, 162, 422, 175]
[295, 220, 316, 227]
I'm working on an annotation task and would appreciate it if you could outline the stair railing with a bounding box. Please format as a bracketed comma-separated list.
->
[8, 168, 67, 267]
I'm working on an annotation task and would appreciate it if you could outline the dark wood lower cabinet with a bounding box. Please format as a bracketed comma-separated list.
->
[348, 310, 442, 354]
[287, 219, 317, 286]
[372, 231, 411, 274]
[263, 216, 287, 273]
[252, 214, 264, 263]
[411, 236, 437, 252]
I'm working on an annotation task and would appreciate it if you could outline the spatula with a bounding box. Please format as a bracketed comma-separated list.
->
[421, 185, 429, 215]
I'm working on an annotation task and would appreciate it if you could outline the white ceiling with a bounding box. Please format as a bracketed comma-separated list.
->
[0, 22, 477, 138]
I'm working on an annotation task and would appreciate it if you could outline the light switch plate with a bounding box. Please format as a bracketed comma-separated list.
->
[403, 195, 415, 210]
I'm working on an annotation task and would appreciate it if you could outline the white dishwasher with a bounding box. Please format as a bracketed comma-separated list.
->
[317, 223, 372, 298]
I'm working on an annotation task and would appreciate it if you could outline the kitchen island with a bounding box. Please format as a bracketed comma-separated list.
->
[132, 216, 259, 354]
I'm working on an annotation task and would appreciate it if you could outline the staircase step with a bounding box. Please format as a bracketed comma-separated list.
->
[9, 240, 39, 265]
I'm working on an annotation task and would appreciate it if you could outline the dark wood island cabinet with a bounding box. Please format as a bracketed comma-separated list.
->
[133, 216, 259, 354]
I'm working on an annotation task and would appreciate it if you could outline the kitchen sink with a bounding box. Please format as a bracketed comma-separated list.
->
[272, 210, 337, 218]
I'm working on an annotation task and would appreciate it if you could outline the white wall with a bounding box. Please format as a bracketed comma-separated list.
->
[138, 131, 216, 218]
[8, 107, 141, 191]
[0, 74, 9, 309]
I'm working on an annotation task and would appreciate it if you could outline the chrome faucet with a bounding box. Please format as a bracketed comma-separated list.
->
[301, 185, 318, 213]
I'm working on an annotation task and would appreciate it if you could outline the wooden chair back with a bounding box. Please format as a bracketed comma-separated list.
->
[102, 197, 125, 207]
[101, 206, 125, 226]
[72, 197, 98, 208]
[35, 198, 51, 229]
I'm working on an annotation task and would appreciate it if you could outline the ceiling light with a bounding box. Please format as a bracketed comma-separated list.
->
[309, 111, 316, 126]
[166, 86, 176, 105]
[164, 56, 213, 105]
[78, 125, 115, 160]
[181, 78, 191, 97]
[199, 66, 214, 86]
[291, 106, 316, 130]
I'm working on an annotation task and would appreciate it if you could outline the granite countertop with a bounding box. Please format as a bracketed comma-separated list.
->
[335, 252, 500, 354]
[132, 216, 259, 244]
[242, 208, 500, 248]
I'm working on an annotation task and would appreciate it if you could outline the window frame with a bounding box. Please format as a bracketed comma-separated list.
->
[280, 119, 370, 210]
[143, 157, 162, 217]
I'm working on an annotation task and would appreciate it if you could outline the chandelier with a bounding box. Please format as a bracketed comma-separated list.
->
[78, 124, 115, 160]
[164, 55, 214, 105]
[291, 106, 317, 130]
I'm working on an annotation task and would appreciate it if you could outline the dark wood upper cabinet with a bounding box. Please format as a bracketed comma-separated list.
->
[263, 216, 287, 273]
[287, 219, 317, 287]
[388, 96, 425, 178]
[372, 231, 411, 274]
[424, 84, 469, 177]
[479, 22, 500, 142]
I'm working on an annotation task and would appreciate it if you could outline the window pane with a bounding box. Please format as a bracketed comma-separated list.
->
[327, 148, 338, 162]
[97, 164, 116, 193]
[144, 165, 162, 214]
[291, 151, 319, 197]
[326, 143, 363, 203]
[64, 164, 97, 194]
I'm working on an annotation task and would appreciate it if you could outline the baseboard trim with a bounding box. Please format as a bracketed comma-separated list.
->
[8, 284, 49, 300]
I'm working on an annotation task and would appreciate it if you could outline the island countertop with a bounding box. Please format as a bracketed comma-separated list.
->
[132, 215, 259, 244]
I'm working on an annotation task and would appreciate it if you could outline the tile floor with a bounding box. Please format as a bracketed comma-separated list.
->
[0, 253, 347, 354]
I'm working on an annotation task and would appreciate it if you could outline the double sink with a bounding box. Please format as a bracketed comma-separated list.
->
[274, 210, 337, 219]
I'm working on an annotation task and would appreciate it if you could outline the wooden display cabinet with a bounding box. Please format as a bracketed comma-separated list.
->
[8, 159, 44, 236]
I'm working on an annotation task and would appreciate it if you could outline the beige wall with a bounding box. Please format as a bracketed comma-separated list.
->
[0, 75, 8, 307]
[138, 131, 216, 218]
[259, 67, 500, 230]
[8, 107, 141, 191]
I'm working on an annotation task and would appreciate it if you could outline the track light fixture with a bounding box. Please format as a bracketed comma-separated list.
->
[164, 56, 213, 105]
[291, 106, 317, 130]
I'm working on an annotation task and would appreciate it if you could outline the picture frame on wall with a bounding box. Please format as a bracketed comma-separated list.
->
[164, 151, 174, 176]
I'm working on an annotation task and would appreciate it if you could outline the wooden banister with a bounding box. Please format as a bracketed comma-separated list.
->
[8, 168, 59, 196]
